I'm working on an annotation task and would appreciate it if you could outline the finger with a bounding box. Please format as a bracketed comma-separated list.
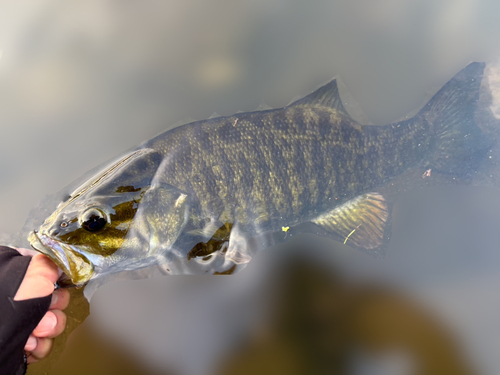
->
[27, 337, 53, 363]
[24, 335, 37, 352]
[14, 254, 58, 301]
[49, 289, 70, 311]
[29, 254, 60, 284]
[26, 354, 39, 364]
[32, 310, 66, 338]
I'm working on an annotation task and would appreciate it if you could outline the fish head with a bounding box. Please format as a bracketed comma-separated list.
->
[28, 149, 190, 286]
[29, 191, 144, 286]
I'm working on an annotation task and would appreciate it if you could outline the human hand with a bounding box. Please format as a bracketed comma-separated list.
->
[14, 252, 70, 363]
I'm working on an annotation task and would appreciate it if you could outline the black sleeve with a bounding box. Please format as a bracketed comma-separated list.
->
[0, 246, 52, 375]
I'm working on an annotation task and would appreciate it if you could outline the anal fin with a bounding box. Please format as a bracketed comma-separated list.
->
[312, 193, 390, 253]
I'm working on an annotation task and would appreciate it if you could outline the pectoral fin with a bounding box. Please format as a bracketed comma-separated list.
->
[135, 184, 190, 256]
[312, 193, 390, 254]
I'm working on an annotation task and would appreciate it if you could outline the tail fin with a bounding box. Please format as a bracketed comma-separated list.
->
[419, 62, 490, 176]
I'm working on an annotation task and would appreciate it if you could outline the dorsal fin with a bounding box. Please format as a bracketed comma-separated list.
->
[256, 103, 272, 111]
[290, 79, 349, 116]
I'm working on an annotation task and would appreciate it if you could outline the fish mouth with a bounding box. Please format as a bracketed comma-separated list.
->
[28, 230, 94, 287]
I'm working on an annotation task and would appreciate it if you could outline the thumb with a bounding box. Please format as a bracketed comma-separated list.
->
[14, 254, 59, 301]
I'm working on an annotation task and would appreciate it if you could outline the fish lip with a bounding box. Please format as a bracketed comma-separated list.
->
[56, 273, 78, 289]
[29, 230, 71, 274]
[28, 230, 94, 286]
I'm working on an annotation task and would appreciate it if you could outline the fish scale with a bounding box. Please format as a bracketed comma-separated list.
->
[149, 84, 468, 232]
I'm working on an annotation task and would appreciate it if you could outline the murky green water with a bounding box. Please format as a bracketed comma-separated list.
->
[3, 0, 500, 374]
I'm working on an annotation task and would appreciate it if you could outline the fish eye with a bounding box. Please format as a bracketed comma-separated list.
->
[81, 208, 107, 232]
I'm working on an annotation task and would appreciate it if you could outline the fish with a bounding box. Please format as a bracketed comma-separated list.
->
[28, 62, 490, 286]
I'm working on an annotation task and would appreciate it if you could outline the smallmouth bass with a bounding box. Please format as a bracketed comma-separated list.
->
[28, 62, 490, 286]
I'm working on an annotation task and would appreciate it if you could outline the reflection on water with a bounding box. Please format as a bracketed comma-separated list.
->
[24, 182, 500, 374]
[218, 259, 475, 375]
[30, 308, 167, 375]
[27, 288, 90, 374]
[3, 0, 500, 374]
[28, 255, 478, 375]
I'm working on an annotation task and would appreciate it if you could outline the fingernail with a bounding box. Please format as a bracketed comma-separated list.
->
[51, 292, 58, 306]
[25, 336, 37, 351]
[37, 314, 57, 336]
